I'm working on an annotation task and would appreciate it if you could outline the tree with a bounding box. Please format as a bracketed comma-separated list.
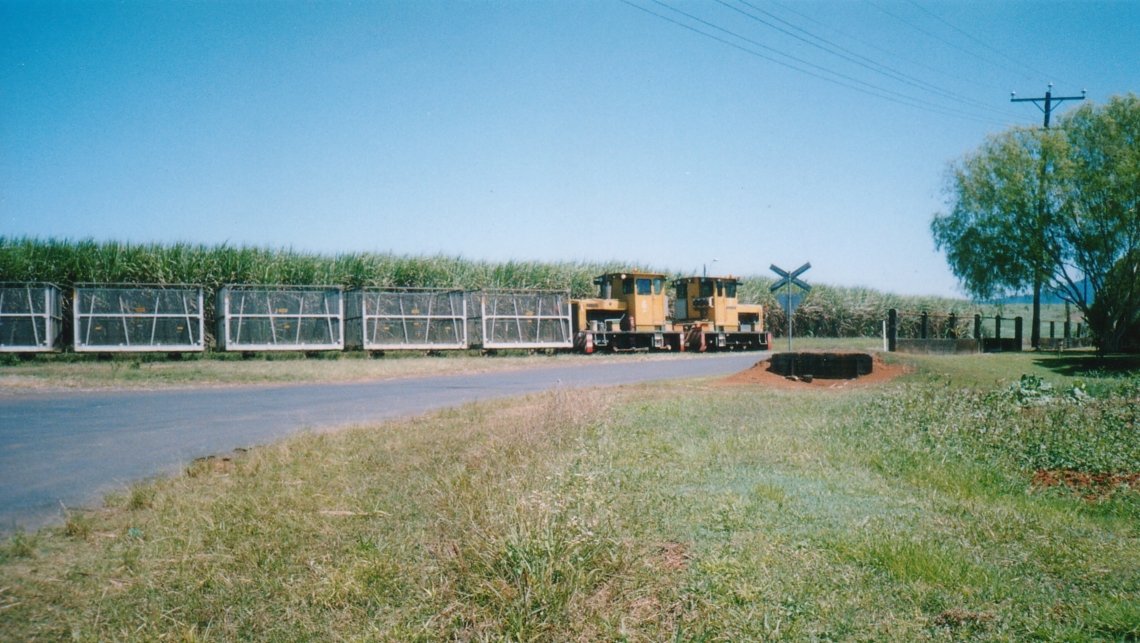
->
[1057, 95, 1140, 352]
[931, 126, 1066, 324]
[932, 94, 1140, 353]
[1087, 250, 1140, 353]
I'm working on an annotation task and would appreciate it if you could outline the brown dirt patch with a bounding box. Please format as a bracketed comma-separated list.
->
[719, 351, 910, 391]
[933, 608, 995, 629]
[1031, 469, 1140, 500]
[653, 541, 690, 572]
[186, 447, 249, 476]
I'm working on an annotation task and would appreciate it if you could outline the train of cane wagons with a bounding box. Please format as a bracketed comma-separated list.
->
[0, 271, 771, 355]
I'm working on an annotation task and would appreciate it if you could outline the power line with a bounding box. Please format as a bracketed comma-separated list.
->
[867, 0, 1045, 85]
[619, 0, 1013, 126]
[725, 0, 1017, 118]
[766, 0, 1015, 108]
[904, 0, 1062, 86]
[624, 0, 887, 93]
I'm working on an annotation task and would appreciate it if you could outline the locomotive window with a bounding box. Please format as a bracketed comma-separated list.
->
[716, 282, 724, 297]
[653, 278, 664, 294]
[700, 280, 714, 298]
[676, 282, 687, 298]
[725, 282, 737, 298]
[623, 278, 634, 295]
[636, 278, 652, 295]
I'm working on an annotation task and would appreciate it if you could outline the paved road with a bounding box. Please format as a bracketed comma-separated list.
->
[0, 353, 765, 533]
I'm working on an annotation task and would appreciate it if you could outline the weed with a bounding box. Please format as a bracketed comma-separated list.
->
[1083, 596, 1140, 639]
[62, 512, 92, 540]
[0, 531, 38, 561]
[851, 373, 1140, 477]
[126, 483, 155, 511]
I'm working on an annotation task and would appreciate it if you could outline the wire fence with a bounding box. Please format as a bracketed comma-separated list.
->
[886, 309, 1090, 353]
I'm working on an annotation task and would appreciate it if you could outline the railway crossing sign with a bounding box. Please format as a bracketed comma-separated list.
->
[769, 262, 812, 293]
[770, 262, 811, 352]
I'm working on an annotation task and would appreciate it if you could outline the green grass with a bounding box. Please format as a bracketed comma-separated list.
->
[1, 354, 1137, 640]
[901, 348, 1138, 391]
[901, 350, 1082, 388]
[0, 351, 698, 391]
[0, 236, 625, 293]
[775, 336, 886, 352]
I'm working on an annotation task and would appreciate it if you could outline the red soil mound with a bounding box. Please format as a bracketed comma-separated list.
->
[1032, 469, 1140, 500]
[720, 351, 909, 391]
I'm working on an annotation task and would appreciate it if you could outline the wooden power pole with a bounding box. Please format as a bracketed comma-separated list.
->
[1010, 84, 1085, 350]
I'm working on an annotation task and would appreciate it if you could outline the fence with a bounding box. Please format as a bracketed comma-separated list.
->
[73, 285, 205, 352]
[0, 283, 63, 352]
[886, 309, 1087, 353]
[1029, 318, 1090, 350]
[216, 285, 345, 351]
[345, 288, 467, 351]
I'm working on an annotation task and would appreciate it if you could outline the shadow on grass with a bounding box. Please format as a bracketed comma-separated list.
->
[1034, 352, 1140, 377]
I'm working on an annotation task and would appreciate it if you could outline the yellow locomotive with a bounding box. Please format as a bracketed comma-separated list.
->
[572, 272, 770, 353]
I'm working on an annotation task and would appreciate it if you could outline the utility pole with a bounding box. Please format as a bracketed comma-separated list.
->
[1011, 84, 1086, 128]
[1010, 84, 1085, 350]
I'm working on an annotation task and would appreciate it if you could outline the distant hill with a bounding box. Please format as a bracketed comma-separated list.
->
[991, 280, 1091, 305]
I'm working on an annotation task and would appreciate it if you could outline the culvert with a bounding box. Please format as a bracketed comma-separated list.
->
[767, 352, 874, 379]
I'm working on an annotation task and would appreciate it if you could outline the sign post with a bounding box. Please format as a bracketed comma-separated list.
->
[769, 262, 811, 354]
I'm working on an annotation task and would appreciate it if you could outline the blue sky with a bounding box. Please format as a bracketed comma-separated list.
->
[2, 1, 1137, 297]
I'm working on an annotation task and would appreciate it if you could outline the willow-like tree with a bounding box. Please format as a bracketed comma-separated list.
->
[932, 94, 1140, 353]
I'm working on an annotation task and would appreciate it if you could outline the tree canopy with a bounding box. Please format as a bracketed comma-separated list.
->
[932, 94, 1140, 352]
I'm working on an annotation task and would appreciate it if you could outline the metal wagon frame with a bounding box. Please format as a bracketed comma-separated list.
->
[217, 284, 345, 352]
[73, 283, 206, 353]
[346, 287, 468, 351]
[471, 289, 573, 350]
[0, 282, 64, 352]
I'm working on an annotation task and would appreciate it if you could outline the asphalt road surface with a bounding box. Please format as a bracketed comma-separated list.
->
[0, 353, 765, 533]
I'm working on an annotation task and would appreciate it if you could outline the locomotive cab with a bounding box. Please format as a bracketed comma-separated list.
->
[672, 275, 769, 351]
[572, 272, 669, 333]
[571, 272, 680, 352]
[672, 276, 742, 330]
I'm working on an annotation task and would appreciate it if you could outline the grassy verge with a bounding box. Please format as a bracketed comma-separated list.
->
[0, 350, 702, 392]
[1, 354, 1136, 639]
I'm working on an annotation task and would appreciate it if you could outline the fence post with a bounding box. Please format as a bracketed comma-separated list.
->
[1050, 321, 1055, 340]
[995, 315, 1002, 340]
[920, 311, 929, 339]
[887, 309, 897, 352]
[1014, 316, 1023, 350]
[974, 314, 982, 340]
[948, 312, 958, 339]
